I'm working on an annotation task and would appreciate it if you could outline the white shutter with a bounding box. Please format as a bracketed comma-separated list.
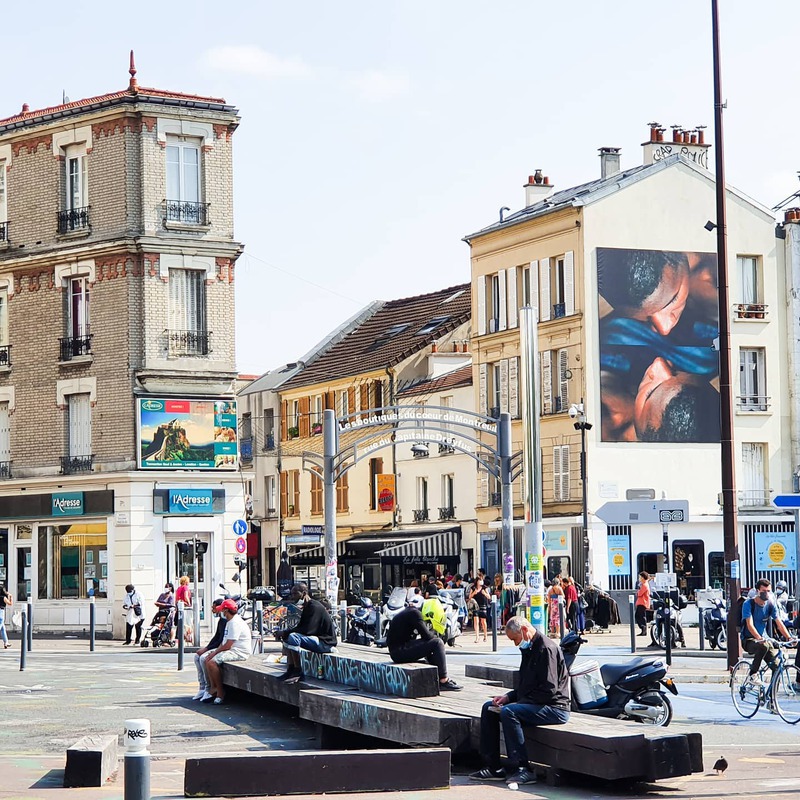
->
[0, 162, 6, 223]
[477, 275, 486, 336]
[479, 363, 488, 415]
[499, 358, 509, 413]
[497, 269, 507, 331]
[541, 350, 552, 415]
[480, 468, 489, 507]
[553, 446, 562, 502]
[69, 394, 92, 457]
[561, 445, 571, 501]
[741, 443, 766, 504]
[539, 258, 551, 321]
[506, 267, 518, 328]
[509, 357, 519, 418]
[0, 402, 9, 462]
[558, 348, 569, 412]
[564, 251, 575, 316]
[529, 260, 539, 319]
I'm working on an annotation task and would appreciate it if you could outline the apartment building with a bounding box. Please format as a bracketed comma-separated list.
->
[0, 59, 244, 635]
[464, 125, 791, 596]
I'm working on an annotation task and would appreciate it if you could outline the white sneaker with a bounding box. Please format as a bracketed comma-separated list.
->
[192, 690, 205, 700]
[200, 691, 213, 702]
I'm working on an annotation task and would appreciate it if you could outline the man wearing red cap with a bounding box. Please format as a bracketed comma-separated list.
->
[202, 598, 252, 704]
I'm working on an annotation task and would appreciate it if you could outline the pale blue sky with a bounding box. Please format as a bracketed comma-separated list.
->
[4, 2, 799, 374]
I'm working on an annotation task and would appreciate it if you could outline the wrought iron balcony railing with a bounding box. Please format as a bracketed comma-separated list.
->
[737, 395, 770, 412]
[167, 329, 211, 356]
[489, 491, 501, 506]
[60, 454, 94, 475]
[0, 221, 8, 242]
[60, 334, 92, 361]
[413, 508, 430, 522]
[438, 506, 456, 520]
[553, 302, 566, 318]
[438, 441, 455, 454]
[264, 432, 276, 451]
[164, 200, 210, 225]
[58, 206, 90, 234]
[0, 461, 12, 479]
[0, 345, 11, 367]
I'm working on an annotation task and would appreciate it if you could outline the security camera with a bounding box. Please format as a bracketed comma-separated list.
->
[568, 406, 578, 419]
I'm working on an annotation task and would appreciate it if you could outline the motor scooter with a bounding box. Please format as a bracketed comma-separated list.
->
[376, 586, 411, 645]
[560, 632, 677, 726]
[701, 597, 727, 650]
[346, 595, 379, 647]
[649, 589, 687, 649]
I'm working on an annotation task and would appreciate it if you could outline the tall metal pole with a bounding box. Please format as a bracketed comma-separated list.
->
[499, 413, 515, 587]
[712, 0, 741, 670]
[520, 306, 545, 633]
[323, 409, 339, 608]
[580, 419, 590, 586]
[192, 540, 199, 647]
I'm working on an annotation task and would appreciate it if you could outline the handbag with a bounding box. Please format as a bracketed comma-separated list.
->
[133, 604, 142, 617]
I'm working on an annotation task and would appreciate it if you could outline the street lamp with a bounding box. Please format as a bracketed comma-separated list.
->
[569, 402, 593, 587]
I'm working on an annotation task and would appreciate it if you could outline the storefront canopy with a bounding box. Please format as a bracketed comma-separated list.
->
[377, 528, 460, 559]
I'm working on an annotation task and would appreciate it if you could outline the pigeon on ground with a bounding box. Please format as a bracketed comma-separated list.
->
[712, 757, 728, 776]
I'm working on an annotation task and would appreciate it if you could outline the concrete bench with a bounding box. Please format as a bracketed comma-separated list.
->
[63, 735, 118, 787]
[184, 748, 451, 797]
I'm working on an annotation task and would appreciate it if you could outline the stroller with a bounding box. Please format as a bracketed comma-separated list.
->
[141, 606, 175, 648]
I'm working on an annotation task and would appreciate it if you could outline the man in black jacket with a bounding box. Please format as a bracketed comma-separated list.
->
[471, 616, 570, 786]
[277, 583, 337, 684]
[193, 598, 225, 700]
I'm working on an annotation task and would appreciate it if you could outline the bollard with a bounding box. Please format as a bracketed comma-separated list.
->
[27, 601, 32, 651]
[698, 606, 705, 651]
[19, 611, 27, 671]
[491, 596, 498, 652]
[89, 595, 96, 652]
[374, 604, 382, 644]
[176, 600, 184, 671]
[124, 718, 151, 800]
[629, 594, 636, 654]
[558, 595, 566, 639]
[339, 600, 347, 645]
[255, 600, 264, 654]
[664, 598, 672, 667]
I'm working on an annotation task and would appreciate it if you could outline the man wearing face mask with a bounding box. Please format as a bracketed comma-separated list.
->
[741, 579, 794, 684]
[471, 616, 570, 787]
[276, 583, 337, 684]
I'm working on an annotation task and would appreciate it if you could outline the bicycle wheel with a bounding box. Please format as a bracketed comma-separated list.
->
[773, 664, 800, 724]
[730, 660, 762, 718]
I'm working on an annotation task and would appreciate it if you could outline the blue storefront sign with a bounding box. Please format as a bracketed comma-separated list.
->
[52, 491, 84, 517]
[607, 533, 630, 576]
[168, 489, 214, 515]
[755, 530, 797, 571]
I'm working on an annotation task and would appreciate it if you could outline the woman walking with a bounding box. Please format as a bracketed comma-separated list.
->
[0, 584, 12, 648]
[469, 578, 491, 642]
[635, 572, 651, 636]
[547, 578, 564, 637]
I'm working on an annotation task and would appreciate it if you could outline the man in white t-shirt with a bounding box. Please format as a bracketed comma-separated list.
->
[203, 599, 252, 705]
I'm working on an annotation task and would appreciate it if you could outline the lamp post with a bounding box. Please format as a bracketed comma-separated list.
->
[569, 402, 593, 587]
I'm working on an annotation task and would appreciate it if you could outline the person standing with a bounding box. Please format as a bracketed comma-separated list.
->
[123, 584, 144, 645]
[635, 572, 651, 636]
[176, 575, 192, 608]
[469, 578, 491, 643]
[546, 578, 564, 637]
[0, 584, 12, 648]
[563, 577, 579, 632]
[203, 599, 252, 704]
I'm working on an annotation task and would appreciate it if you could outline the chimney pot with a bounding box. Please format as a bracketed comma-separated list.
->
[524, 170, 555, 206]
[599, 147, 622, 179]
[21, 103, 29, 114]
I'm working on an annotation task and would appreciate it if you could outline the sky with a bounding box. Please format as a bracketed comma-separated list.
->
[3, 2, 800, 375]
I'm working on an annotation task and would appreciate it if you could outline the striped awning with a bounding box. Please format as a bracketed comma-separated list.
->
[377, 529, 461, 559]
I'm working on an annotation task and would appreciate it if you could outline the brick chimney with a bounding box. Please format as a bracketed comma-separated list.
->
[599, 147, 621, 179]
[524, 170, 554, 207]
[642, 122, 711, 169]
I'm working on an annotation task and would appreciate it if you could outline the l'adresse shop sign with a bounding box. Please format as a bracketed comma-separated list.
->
[168, 489, 214, 515]
[52, 491, 84, 517]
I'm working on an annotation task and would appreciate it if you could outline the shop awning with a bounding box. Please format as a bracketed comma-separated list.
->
[377, 528, 461, 559]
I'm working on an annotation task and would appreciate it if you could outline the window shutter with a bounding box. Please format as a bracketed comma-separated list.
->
[69, 394, 91, 457]
[506, 267, 518, 328]
[541, 351, 552, 415]
[348, 387, 356, 418]
[558, 348, 569, 412]
[553, 446, 562, 502]
[360, 384, 369, 419]
[477, 275, 487, 335]
[539, 258, 551, 321]
[497, 269, 507, 331]
[324, 391, 335, 411]
[0, 402, 10, 462]
[280, 400, 288, 440]
[509, 357, 519, 418]
[499, 358, 509, 413]
[280, 471, 288, 515]
[561, 445, 570, 501]
[479, 363, 488, 415]
[298, 396, 310, 438]
[529, 260, 539, 318]
[564, 251, 575, 316]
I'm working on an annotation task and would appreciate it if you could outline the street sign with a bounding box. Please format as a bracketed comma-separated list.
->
[235, 536, 247, 554]
[594, 499, 689, 526]
[773, 494, 800, 509]
[233, 519, 247, 536]
[301, 525, 325, 535]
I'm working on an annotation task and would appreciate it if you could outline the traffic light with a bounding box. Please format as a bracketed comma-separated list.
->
[195, 541, 209, 555]
[176, 541, 193, 556]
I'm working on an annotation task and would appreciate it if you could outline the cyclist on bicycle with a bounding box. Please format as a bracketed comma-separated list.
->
[742, 579, 794, 682]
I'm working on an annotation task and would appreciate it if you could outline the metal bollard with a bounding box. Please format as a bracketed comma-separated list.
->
[664, 598, 672, 667]
[629, 594, 636, 653]
[374, 604, 382, 644]
[176, 600, 184, 671]
[698, 606, 705, 651]
[339, 600, 347, 644]
[491, 596, 498, 652]
[558, 595, 566, 639]
[27, 601, 32, 652]
[19, 611, 27, 671]
[123, 718, 151, 800]
[255, 600, 264, 654]
[89, 595, 96, 652]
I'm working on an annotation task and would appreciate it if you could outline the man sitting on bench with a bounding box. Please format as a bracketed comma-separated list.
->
[387, 587, 461, 692]
[471, 615, 570, 787]
[277, 583, 337, 684]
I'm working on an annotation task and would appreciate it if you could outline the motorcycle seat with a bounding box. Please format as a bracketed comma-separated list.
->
[599, 657, 650, 685]
[386, 600, 405, 610]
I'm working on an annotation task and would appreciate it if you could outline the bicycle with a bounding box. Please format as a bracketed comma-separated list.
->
[730, 639, 800, 724]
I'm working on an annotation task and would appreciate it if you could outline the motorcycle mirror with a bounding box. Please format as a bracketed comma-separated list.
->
[219, 583, 227, 591]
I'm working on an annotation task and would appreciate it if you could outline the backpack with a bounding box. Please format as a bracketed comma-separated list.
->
[737, 597, 774, 637]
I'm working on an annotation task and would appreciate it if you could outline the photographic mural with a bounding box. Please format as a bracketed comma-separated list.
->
[597, 247, 720, 443]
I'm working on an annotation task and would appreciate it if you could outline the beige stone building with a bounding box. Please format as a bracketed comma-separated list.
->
[0, 59, 244, 636]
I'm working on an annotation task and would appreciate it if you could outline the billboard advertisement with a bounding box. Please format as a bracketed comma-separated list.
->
[597, 248, 720, 443]
[754, 530, 797, 571]
[137, 398, 238, 470]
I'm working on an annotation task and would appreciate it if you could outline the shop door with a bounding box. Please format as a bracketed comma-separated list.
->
[167, 537, 209, 624]
[16, 546, 31, 601]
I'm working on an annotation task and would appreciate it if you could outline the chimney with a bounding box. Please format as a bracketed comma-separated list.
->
[642, 122, 711, 169]
[524, 169, 555, 207]
[599, 147, 621, 179]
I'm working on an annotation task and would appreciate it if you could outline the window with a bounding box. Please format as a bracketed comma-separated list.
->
[336, 473, 349, 513]
[369, 458, 383, 510]
[540, 252, 574, 320]
[491, 274, 501, 330]
[0, 401, 9, 473]
[417, 316, 450, 335]
[280, 470, 300, 516]
[340, 390, 349, 417]
[265, 475, 277, 516]
[169, 269, 207, 355]
[0, 287, 8, 349]
[67, 277, 90, 339]
[240, 412, 252, 441]
[740, 443, 767, 508]
[415, 477, 429, 521]
[0, 161, 7, 239]
[65, 144, 87, 211]
[310, 473, 323, 515]
[441, 395, 453, 432]
[521, 266, 531, 307]
[492, 364, 501, 416]
[541, 349, 569, 414]
[37, 522, 107, 600]
[312, 395, 323, 433]
[739, 348, 767, 410]
[553, 444, 570, 501]
[737, 255, 762, 310]
[166, 139, 206, 223]
[440, 474, 455, 519]
[68, 393, 92, 458]
[291, 400, 300, 431]
[263, 409, 275, 450]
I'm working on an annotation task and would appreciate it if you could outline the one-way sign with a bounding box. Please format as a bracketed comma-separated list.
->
[595, 499, 689, 526]
[773, 494, 800, 509]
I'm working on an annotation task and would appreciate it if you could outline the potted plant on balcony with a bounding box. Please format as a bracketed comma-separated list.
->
[752, 304, 766, 319]
[311, 422, 323, 435]
[287, 426, 299, 440]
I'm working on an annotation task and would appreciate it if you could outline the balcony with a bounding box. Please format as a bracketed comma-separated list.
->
[164, 200, 210, 226]
[734, 303, 768, 320]
[489, 491, 501, 506]
[167, 329, 211, 357]
[57, 206, 90, 234]
[438, 506, 456, 521]
[60, 454, 94, 475]
[264, 432, 276, 451]
[0, 461, 12, 479]
[0, 345, 11, 368]
[60, 334, 92, 362]
[240, 437, 253, 463]
[0, 221, 8, 242]
[737, 395, 770, 412]
[738, 489, 770, 509]
[553, 302, 566, 319]
[413, 508, 430, 522]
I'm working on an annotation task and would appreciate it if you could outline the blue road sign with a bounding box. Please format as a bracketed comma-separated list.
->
[773, 495, 800, 509]
[233, 519, 247, 536]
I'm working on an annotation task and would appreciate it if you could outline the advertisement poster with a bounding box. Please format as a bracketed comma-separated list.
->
[376, 474, 396, 511]
[597, 248, 720, 443]
[607, 533, 631, 576]
[137, 398, 238, 470]
[755, 530, 797, 571]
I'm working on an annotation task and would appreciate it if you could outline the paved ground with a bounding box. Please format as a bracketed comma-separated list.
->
[1, 630, 798, 800]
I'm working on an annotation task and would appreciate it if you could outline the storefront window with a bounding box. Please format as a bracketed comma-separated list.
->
[0, 528, 7, 589]
[37, 522, 108, 600]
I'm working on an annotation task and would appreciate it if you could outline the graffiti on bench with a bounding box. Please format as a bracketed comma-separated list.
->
[339, 698, 381, 730]
[300, 651, 415, 697]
